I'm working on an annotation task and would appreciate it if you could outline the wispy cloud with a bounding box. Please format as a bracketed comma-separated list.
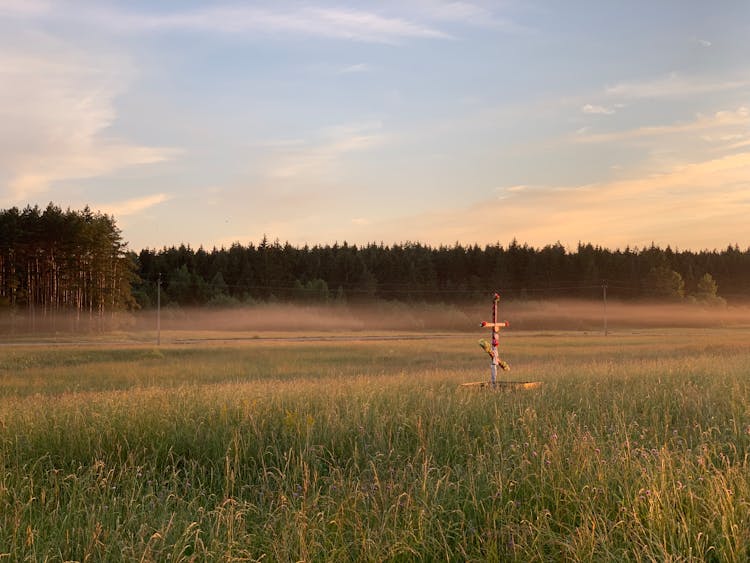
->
[496, 184, 528, 199]
[34, 4, 451, 44]
[575, 107, 749, 145]
[2, 0, 527, 42]
[338, 63, 371, 74]
[305, 62, 373, 76]
[0, 44, 177, 204]
[406, 0, 530, 33]
[420, 1, 505, 25]
[0, 0, 50, 16]
[253, 138, 306, 149]
[581, 103, 616, 115]
[98, 193, 172, 217]
[723, 138, 750, 151]
[605, 72, 749, 100]
[263, 121, 385, 180]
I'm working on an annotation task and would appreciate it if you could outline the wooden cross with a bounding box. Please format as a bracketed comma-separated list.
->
[479, 293, 510, 384]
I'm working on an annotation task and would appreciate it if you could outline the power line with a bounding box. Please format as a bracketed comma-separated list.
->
[136, 278, 644, 295]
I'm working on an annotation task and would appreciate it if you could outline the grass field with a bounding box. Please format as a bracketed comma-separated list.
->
[2, 328, 750, 561]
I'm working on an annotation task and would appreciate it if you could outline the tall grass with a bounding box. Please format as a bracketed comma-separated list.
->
[1, 330, 750, 561]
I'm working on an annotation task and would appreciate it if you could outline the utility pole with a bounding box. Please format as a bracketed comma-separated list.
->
[157, 273, 161, 346]
[602, 282, 608, 336]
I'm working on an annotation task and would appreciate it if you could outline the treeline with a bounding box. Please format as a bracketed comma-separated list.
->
[134, 238, 750, 308]
[0, 204, 136, 322]
[3, 204, 749, 318]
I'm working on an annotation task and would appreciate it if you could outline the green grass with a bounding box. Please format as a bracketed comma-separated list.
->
[1, 329, 750, 561]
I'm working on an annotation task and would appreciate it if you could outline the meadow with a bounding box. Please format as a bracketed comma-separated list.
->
[1, 326, 750, 561]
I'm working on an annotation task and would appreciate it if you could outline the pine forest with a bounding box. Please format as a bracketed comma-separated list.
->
[2, 205, 750, 323]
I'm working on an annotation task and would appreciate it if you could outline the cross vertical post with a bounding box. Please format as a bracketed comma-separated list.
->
[602, 282, 608, 336]
[157, 273, 161, 346]
[490, 293, 498, 384]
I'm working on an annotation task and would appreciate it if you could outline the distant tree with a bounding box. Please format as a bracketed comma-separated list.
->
[293, 278, 330, 303]
[645, 265, 685, 301]
[356, 267, 378, 300]
[690, 273, 726, 306]
[166, 264, 209, 306]
[696, 273, 718, 297]
[209, 271, 229, 299]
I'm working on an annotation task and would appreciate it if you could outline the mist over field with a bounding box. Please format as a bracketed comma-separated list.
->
[136, 300, 750, 332]
[3, 300, 749, 337]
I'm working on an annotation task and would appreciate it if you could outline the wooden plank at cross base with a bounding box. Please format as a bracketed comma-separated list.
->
[460, 381, 542, 390]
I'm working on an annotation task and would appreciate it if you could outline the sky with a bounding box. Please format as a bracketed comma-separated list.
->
[1, 0, 749, 252]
